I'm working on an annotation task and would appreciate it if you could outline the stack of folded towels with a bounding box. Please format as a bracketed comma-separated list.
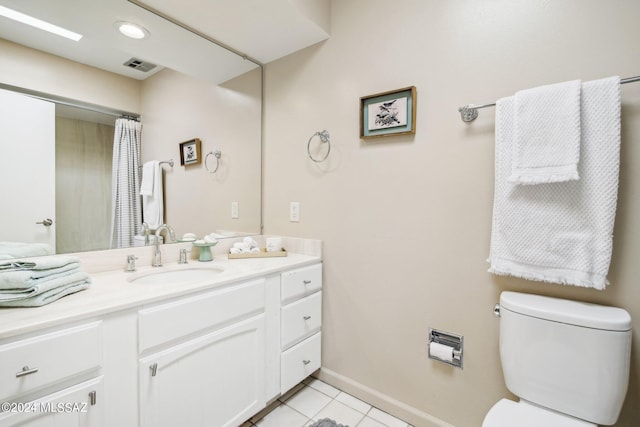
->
[229, 237, 260, 254]
[0, 256, 91, 308]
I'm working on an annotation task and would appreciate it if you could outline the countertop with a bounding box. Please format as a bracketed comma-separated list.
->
[0, 252, 321, 340]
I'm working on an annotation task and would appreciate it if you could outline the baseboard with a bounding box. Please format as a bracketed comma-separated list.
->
[315, 368, 455, 427]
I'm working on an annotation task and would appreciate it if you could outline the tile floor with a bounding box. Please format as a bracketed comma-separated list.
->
[241, 377, 413, 427]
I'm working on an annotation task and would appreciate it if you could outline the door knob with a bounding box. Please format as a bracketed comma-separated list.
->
[36, 218, 53, 226]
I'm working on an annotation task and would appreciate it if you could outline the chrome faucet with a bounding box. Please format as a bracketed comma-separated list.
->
[125, 255, 138, 272]
[152, 224, 176, 267]
[141, 222, 151, 246]
[178, 248, 189, 264]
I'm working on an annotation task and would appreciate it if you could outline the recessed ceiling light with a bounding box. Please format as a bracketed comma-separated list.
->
[0, 5, 82, 41]
[115, 21, 149, 39]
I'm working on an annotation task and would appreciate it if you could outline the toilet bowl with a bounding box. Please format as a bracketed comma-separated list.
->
[482, 292, 631, 427]
[483, 399, 594, 427]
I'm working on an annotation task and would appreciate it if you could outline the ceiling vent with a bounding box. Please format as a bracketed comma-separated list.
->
[123, 58, 157, 72]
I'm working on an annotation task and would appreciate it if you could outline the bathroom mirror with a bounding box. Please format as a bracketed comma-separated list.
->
[0, 0, 262, 257]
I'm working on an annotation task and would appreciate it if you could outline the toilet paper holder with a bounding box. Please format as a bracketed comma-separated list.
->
[428, 328, 463, 369]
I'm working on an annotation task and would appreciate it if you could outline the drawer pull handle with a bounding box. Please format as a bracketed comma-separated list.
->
[89, 390, 97, 406]
[303, 315, 311, 320]
[15, 365, 38, 378]
[303, 280, 312, 285]
[303, 359, 311, 365]
[150, 363, 158, 377]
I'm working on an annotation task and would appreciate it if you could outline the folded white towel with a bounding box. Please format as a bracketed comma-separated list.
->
[0, 278, 90, 307]
[0, 255, 79, 272]
[0, 263, 81, 290]
[0, 271, 90, 302]
[489, 76, 621, 289]
[140, 161, 156, 196]
[141, 161, 164, 230]
[509, 79, 581, 184]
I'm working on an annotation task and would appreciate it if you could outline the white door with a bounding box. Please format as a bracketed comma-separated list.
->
[139, 315, 266, 427]
[0, 88, 56, 251]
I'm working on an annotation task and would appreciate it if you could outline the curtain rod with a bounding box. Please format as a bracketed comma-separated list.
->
[458, 75, 640, 123]
[0, 82, 140, 120]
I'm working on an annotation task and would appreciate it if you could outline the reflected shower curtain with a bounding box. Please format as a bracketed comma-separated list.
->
[110, 118, 142, 248]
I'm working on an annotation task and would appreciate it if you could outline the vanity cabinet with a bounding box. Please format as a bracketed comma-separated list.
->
[0, 257, 322, 427]
[280, 264, 322, 394]
[137, 279, 267, 427]
[0, 322, 104, 427]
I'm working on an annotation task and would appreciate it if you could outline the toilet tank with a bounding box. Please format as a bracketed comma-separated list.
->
[499, 292, 631, 426]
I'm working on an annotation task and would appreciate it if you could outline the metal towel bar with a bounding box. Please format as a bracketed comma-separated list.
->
[458, 75, 640, 122]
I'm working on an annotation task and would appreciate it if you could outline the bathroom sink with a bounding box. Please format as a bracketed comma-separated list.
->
[128, 265, 225, 285]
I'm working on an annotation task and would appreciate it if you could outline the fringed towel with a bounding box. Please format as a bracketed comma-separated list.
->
[489, 76, 621, 289]
[510, 79, 582, 184]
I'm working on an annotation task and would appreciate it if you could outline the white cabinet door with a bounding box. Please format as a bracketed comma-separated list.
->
[139, 315, 266, 427]
[0, 377, 103, 427]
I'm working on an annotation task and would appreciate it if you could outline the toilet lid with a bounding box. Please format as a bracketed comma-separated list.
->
[482, 399, 595, 427]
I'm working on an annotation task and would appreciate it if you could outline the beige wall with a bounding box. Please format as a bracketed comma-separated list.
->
[263, 1, 640, 426]
[0, 39, 141, 114]
[140, 68, 262, 238]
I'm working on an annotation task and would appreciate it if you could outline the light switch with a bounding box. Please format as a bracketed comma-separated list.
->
[289, 202, 300, 222]
[231, 202, 239, 219]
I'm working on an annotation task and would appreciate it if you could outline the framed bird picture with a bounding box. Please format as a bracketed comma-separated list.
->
[360, 86, 416, 139]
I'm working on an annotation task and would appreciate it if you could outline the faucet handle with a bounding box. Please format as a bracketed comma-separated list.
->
[125, 255, 138, 272]
[179, 248, 190, 264]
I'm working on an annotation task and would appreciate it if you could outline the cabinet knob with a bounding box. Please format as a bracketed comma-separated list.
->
[15, 365, 38, 378]
[150, 363, 158, 377]
[303, 315, 311, 320]
[89, 390, 97, 406]
[302, 360, 311, 365]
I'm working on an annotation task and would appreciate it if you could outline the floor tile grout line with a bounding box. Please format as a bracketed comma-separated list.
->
[250, 377, 413, 427]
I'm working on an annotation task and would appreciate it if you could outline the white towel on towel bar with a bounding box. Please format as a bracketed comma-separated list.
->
[489, 76, 621, 289]
[140, 161, 155, 196]
[509, 79, 582, 184]
[141, 161, 164, 230]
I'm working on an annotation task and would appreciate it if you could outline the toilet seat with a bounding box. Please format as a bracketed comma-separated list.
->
[482, 399, 596, 427]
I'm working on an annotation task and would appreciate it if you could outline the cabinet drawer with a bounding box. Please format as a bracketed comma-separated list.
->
[139, 279, 265, 353]
[0, 322, 102, 401]
[281, 264, 322, 304]
[281, 291, 321, 350]
[0, 376, 103, 427]
[280, 332, 321, 394]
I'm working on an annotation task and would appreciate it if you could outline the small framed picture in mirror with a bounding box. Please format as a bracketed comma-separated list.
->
[179, 138, 201, 166]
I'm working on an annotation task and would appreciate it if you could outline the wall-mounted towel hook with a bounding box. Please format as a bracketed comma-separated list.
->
[308, 130, 331, 163]
[205, 150, 222, 173]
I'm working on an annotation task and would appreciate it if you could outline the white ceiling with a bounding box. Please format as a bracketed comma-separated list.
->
[0, 0, 330, 84]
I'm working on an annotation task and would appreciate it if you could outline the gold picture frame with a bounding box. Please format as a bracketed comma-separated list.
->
[360, 86, 416, 139]
[179, 138, 201, 166]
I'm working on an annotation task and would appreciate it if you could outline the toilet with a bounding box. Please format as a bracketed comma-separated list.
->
[483, 292, 632, 427]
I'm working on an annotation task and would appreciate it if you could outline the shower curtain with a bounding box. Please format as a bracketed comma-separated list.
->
[109, 118, 142, 248]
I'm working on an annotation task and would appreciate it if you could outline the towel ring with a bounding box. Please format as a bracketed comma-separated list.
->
[205, 150, 222, 173]
[307, 130, 331, 163]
